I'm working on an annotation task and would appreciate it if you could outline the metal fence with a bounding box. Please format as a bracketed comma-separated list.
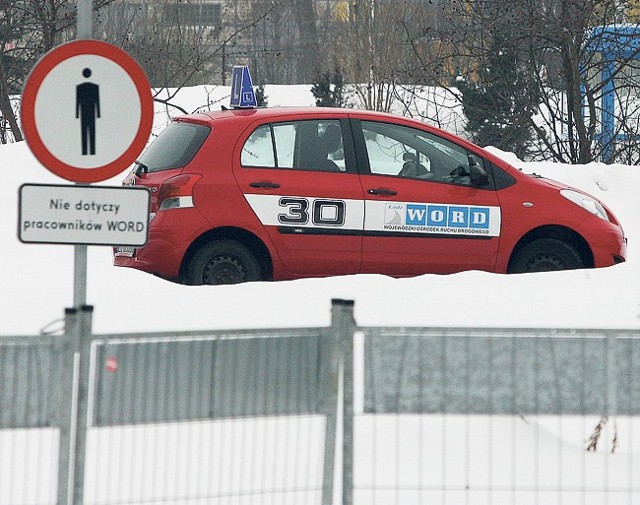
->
[0, 305, 340, 505]
[1, 300, 639, 505]
[356, 328, 640, 504]
[363, 328, 640, 415]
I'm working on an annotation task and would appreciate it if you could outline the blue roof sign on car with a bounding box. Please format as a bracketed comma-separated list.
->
[230, 65, 257, 108]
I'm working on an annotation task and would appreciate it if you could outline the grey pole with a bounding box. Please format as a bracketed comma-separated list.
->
[606, 332, 618, 447]
[71, 305, 94, 505]
[76, 0, 93, 40]
[56, 308, 78, 505]
[73, 246, 87, 308]
[323, 299, 356, 505]
[337, 300, 356, 505]
[72, 1, 93, 496]
[74, 0, 93, 309]
[57, 5, 95, 504]
[56, 305, 94, 505]
[322, 304, 340, 505]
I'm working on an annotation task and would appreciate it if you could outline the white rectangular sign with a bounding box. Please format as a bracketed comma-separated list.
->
[19, 184, 151, 246]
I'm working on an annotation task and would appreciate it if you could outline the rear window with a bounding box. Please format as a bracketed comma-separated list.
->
[138, 122, 210, 172]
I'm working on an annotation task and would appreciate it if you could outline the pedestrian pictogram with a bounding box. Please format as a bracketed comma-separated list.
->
[21, 40, 153, 183]
[76, 67, 101, 156]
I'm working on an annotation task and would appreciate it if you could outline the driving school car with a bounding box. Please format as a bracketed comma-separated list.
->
[114, 106, 626, 285]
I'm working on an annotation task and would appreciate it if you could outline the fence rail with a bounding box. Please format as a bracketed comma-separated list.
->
[91, 329, 332, 426]
[1, 301, 639, 505]
[0, 336, 64, 429]
[363, 327, 640, 415]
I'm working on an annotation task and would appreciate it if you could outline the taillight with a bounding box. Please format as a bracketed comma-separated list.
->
[157, 174, 202, 210]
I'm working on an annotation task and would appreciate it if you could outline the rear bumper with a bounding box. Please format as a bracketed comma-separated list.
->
[113, 208, 211, 281]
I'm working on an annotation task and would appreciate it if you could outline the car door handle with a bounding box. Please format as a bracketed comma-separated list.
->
[249, 181, 281, 189]
[368, 188, 397, 196]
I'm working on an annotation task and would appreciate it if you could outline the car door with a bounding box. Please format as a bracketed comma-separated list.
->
[354, 119, 502, 276]
[233, 118, 365, 276]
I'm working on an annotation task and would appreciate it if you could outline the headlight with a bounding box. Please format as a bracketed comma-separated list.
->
[560, 189, 609, 221]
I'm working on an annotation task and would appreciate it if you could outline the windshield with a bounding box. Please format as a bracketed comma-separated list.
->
[138, 122, 210, 173]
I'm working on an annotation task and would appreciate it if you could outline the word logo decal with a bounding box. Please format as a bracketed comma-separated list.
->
[379, 202, 500, 236]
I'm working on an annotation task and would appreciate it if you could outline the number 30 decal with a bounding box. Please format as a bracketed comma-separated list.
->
[278, 197, 309, 224]
[278, 197, 346, 227]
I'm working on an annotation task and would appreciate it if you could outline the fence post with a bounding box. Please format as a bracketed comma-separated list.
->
[57, 305, 94, 505]
[323, 299, 356, 505]
[56, 308, 77, 505]
[606, 331, 618, 436]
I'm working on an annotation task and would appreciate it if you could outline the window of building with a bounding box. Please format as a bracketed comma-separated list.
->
[163, 2, 221, 28]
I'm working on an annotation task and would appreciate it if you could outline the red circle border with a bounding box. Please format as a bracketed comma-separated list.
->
[21, 40, 153, 183]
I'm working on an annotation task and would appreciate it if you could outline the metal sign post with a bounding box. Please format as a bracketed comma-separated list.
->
[19, 1, 153, 501]
[73, 246, 88, 308]
[76, 0, 93, 40]
[63, 5, 91, 504]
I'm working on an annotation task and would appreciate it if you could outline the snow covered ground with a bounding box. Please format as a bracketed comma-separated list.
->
[1, 90, 638, 335]
[1, 85, 639, 505]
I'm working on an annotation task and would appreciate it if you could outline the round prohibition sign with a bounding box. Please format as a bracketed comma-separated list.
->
[21, 40, 153, 183]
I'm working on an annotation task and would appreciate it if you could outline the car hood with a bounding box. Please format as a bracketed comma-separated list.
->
[525, 172, 602, 199]
[523, 172, 622, 226]
[525, 172, 573, 190]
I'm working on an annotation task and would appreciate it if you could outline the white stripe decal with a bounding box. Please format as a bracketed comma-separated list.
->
[244, 193, 501, 237]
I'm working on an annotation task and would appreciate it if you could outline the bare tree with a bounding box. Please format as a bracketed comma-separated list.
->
[0, 1, 30, 142]
[248, 0, 296, 84]
[9, 0, 640, 163]
[95, 0, 288, 119]
[0, 0, 114, 143]
[407, 0, 640, 163]
[97, 0, 217, 89]
[334, 0, 443, 112]
[293, 0, 320, 82]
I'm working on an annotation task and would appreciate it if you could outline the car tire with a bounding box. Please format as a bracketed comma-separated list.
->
[509, 238, 584, 273]
[186, 239, 263, 285]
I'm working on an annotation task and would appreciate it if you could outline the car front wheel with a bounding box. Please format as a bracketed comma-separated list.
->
[508, 238, 584, 273]
[186, 239, 263, 285]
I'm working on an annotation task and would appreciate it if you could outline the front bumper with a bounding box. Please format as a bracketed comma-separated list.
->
[577, 215, 627, 268]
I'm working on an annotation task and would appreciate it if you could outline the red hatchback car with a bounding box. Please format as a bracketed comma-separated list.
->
[114, 107, 627, 285]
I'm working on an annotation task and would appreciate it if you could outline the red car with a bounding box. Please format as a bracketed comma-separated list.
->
[114, 107, 627, 285]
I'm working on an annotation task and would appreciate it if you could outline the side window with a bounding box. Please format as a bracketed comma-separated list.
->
[241, 120, 346, 172]
[296, 120, 346, 172]
[489, 161, 517, 190]
[241, 125, 275, 167]
[361, 121, 481, 187]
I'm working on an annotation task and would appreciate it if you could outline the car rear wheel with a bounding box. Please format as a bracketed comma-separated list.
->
[509, 238, 584, 273]
[186, 240, 263, 285]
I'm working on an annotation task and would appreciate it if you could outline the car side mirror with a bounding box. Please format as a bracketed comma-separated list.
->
[134, 160, 149, 177]
[468, 154, 489, 186]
